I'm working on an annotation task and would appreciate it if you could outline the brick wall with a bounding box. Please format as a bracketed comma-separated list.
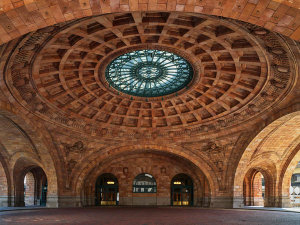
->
[0, 162, 8, 206]
[0, 4, 298, 209]
[0, 0, 299, 44]
[24, 172, 35, 206]
[82, 152, 210, 206]
[253, 172, 264, 206]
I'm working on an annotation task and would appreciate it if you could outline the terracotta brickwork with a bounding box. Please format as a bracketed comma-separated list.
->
[234, 112, 300, 208]
[82, 152, 209, 206]
[253, 172, 264, 206]
[0, 7, 298, 209]
[0, 0, 299, 44]
[0, 162, 8, 206]
[24, 172, 35, 206]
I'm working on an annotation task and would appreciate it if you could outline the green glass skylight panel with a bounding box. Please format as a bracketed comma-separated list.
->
[105, 49, 193, 97]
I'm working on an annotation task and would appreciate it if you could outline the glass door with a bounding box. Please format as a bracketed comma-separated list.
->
[95, 173, 119, 206]
[171, 186, 193, 206]
[171, 174, 194, 206]
[40, 181, 47, 206]
[99, 186, 119, 205]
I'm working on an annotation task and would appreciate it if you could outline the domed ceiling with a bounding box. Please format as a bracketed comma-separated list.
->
[2, 12, 296, 138]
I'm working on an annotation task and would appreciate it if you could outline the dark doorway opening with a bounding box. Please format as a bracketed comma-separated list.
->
[95, 173, 119, 206]
[171, 174, 193, 206]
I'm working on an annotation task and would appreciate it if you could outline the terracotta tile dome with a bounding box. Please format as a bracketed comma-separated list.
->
[0, 1, 299, 214]
[2, 12, 296, 138]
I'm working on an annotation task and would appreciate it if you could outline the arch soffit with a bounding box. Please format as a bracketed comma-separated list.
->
[237, 112, 300, 166]
[0, 100, 53, 162]
[244, 161, 277, 182]
[250, 114, 300, 160]
[73, 144, 217, 196]
[0, 102, 59, 195]
[171, 173, 194, 186]
[11, 153, 44, 174]
[96, 173, 119, 183]
[234, 111, 300, 197]
[278, 143, 300, 196]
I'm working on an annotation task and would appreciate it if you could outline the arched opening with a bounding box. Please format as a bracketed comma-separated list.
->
[22, 167, 47, 207]
[132, 173, 157, 206]
[133, 173, 157, 193]
[276, 143, 300, 208]
[171, 174, 193, 206]
[24, 172, 34, 206]
[80, 149, 212, 207]
[14, 157, 48, 207]
[95, 173, 119, 206]
[234, 112, 300, 208]
[290, 161, 300, 207]
[0, 159, 9, 207]
[243, 169, 271, 207]
[252, 172, 265, 206]
[0, 111, 59, 208]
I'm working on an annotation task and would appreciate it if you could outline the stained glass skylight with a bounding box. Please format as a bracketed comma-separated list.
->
[105, 49, 193, 97]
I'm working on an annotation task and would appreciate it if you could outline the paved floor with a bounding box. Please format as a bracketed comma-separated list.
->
[1, 207, 300, 225]
[244, 206, 300, 213]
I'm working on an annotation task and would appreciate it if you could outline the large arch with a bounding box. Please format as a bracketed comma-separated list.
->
[243, 164, 276, 207]
[80, 150, 210, 207]
[72, 145, 218, 206]
[233, 111, 300, 208]
[0, 1, 299, 45]
[277, 143, 300, 207]
[13, 157, 48, 207]
[0, 0, 298, 211]
[0, 102, 59, 207]
[73, 145, 217, 195]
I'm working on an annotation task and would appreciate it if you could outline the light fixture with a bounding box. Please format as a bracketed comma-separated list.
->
[174, 181, 181, 184]
[107, 181, 114, 184]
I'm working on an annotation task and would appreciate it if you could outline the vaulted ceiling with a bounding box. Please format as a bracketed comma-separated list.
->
[1, 11, 298, 140]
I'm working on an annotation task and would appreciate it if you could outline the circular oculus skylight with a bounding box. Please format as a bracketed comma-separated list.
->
[105, 49, 193, 97]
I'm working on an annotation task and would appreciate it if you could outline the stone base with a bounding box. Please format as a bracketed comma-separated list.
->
[56, 196, 81, 208]
[119, 197, 132, 205]
[275, 196, 292, 208]
[233, 197, 244, 208]
[156, 197, 169, 205]
[132, 196, 157, 206]
[25, 196, 34, 206]
[210, 197, 233, 208]
[253, 197, 264, 206]
[0, 196, 10, 207]
[119, 196, 170, 206]
[46, 196, 59, 208]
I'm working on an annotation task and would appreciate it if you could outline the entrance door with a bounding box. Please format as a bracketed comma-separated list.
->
[40, 181, 47, 206]
[95, 173, 119, 206]
[171, 174, 193, 206]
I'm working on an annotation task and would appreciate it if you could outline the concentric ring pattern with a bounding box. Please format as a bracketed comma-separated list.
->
[3, 12, 295, 135]
[105, 50, 193, 97]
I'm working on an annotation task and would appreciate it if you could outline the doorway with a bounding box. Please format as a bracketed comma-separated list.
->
[171, 174, 193, 206]
[95, 173, 119, 206]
